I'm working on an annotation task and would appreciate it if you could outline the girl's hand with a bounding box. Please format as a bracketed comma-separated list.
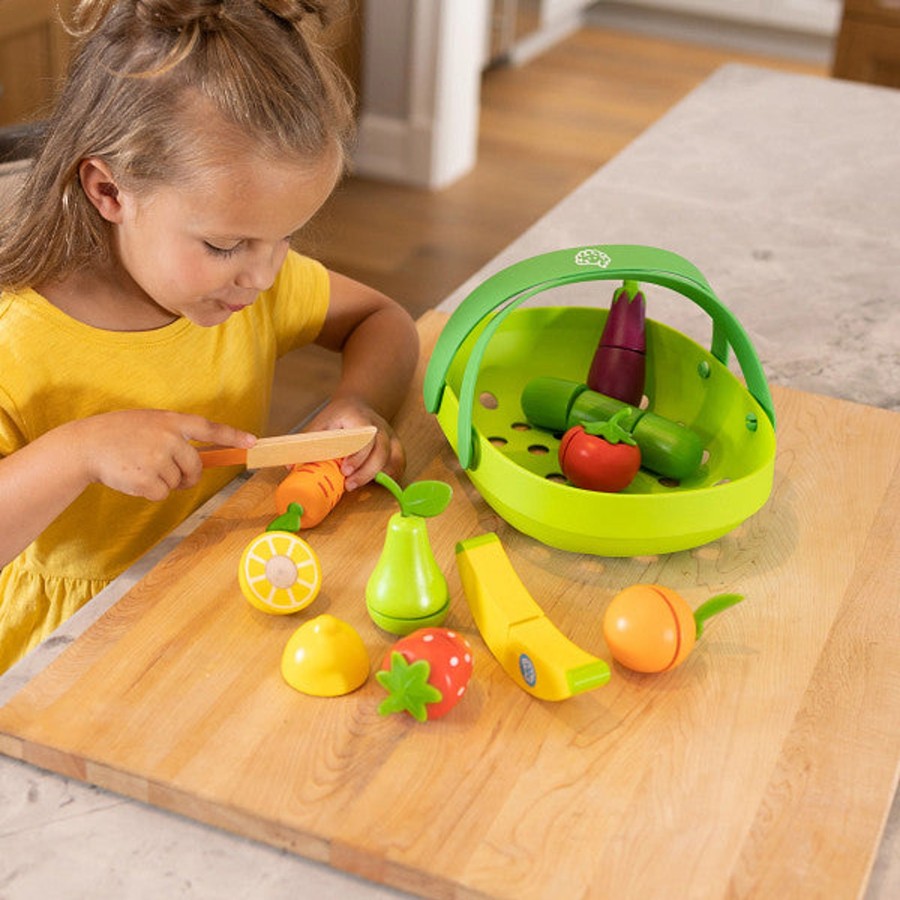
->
[305, 399, 405, 492]
[0, 410, 257, 567]
[310, 272, 418, 491]
[74, 410, 257, 501]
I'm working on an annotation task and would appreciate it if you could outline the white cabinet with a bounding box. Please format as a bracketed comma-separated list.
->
[600, 0, 841, 35]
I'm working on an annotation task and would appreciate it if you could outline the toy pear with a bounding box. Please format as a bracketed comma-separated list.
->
[366, 473, 452, 635]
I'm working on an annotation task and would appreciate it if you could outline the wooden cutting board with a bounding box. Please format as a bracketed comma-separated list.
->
[0, 310, 898, 899]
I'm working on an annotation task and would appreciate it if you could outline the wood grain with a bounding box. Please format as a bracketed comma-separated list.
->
[0, 311, 898, 899]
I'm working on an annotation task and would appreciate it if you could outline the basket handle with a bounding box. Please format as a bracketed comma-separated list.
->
[423, 245, 775, 470]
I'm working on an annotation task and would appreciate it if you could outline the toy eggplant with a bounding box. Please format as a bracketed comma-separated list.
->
[586, 280, 646, 406]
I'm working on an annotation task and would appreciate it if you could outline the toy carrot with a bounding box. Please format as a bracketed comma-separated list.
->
[586, 280, 646, 406]
[274, 458, 345, 528]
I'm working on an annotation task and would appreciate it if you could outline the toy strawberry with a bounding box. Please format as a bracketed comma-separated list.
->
[376, 628, 473, 722]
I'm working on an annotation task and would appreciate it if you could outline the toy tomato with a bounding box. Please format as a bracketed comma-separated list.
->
[558, 408, 641, 492]
[376, 628, 473, 722]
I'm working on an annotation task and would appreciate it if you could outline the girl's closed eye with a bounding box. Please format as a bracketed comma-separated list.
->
[204, 241, 242, 258]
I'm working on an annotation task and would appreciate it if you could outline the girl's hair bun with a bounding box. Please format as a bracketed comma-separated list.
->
[69, 0, 337, 37]
[67, 1, 222, 35]
[257, 0, 333, 27]
[130, 0, 334, 33]
[133, 0, 229, 32]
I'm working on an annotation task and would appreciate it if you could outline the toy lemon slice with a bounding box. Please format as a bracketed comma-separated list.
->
[238, 530, 322, 615]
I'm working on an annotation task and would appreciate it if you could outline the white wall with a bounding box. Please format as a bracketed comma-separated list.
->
[353, 0, 490, 190]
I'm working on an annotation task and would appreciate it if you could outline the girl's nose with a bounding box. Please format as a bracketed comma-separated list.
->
[234, 242, 288, 291]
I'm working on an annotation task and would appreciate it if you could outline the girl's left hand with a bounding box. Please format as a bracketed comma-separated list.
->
[305, 399, 405, 492]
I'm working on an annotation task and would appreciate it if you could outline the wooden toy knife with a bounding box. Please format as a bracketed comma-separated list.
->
[198, 425, 376, 469]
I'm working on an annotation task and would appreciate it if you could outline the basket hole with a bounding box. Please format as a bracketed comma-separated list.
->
[479, 391, 499, 410]
[511, 422, 532, 432]
[488, 436, 508, 448]
[639, 394, 650, 410]
[528, 444, 550, 456]
[658, 477, 680, 488]
[546, 472, 567, 483]
[714, 478, 732, 487]
[701, 449, 711, 466]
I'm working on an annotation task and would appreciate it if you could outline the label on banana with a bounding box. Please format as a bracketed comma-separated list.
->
[455, 533, 610, 701]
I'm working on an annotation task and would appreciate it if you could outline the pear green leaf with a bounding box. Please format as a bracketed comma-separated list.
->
[376, 652, 442, 722]
[375, 472, 452, 518]
[374, 471, 404, 505]
[399, 481, 452, 518]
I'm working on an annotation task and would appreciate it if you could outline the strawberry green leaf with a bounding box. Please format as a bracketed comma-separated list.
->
[376, 652, 443, 722]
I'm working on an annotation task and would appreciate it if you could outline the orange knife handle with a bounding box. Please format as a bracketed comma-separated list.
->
[199, 447, 248, 468]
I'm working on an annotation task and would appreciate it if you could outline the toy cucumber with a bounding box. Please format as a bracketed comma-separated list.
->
[521, 376, 704, 481]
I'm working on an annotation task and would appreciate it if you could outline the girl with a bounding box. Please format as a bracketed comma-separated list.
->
[0, 0, 420, 672]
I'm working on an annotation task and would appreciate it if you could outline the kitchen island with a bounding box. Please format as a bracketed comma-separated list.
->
[1, 64, 897, 899]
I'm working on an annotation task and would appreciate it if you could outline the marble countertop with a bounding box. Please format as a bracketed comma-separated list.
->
[1, 63, 898, 899]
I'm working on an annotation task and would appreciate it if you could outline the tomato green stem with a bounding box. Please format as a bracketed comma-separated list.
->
[582, 407, 638, 445]
[694, 593, 744, 639]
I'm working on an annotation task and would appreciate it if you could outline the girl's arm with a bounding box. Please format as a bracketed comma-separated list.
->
[306, 271, 419, 491]
[0, 411, 256, 567]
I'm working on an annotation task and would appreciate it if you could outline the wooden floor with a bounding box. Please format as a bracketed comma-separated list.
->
[270, 25, 827, 435]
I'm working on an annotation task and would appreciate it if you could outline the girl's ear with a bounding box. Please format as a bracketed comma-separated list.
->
[79, 158, 124, 223]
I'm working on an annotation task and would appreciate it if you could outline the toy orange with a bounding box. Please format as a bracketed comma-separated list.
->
[602, 585, 742, 673]
[238, 530, 322, 615]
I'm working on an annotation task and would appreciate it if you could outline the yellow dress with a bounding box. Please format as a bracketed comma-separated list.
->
[0, 251, 329, 672]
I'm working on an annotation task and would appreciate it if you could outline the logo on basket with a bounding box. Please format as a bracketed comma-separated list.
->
[574, 248, 611, 268]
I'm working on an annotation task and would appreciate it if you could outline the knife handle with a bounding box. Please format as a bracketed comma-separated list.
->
[198, 447, 248, 468]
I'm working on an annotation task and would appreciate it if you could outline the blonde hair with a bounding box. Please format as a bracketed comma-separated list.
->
[0, 0, 355, 290]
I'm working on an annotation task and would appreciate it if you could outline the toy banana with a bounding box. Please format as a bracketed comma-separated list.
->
[456, 533, 610, 700]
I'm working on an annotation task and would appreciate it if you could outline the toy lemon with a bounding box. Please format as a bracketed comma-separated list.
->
[281, 615, 370, 696]
[238, 530, 322, 615]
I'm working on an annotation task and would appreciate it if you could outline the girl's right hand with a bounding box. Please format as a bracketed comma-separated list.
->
[73, 410, 257, 501]
[0, 410, 255, 569]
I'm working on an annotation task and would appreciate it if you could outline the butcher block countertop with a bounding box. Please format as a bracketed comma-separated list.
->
[0, 307, 898, 899]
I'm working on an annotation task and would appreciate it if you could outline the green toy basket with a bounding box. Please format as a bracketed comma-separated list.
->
[423, 245, 777, 556]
